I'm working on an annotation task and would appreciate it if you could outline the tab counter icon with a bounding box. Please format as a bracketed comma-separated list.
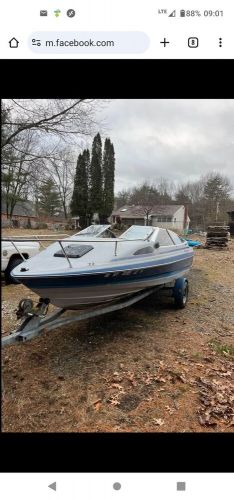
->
[188, 37, 199, 48]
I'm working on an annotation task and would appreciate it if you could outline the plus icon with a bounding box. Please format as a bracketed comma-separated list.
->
[160, 38, 170, 47]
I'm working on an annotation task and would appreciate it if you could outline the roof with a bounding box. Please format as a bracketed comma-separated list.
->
[112, 205, 184, 218]
[1, 200, 37, 217]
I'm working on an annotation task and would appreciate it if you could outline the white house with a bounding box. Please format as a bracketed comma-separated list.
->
[111, 205, 190, 232]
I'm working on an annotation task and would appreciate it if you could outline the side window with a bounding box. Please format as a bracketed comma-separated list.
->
[134, 246, 154, 255]
[168, 230, 183, 245]
[157, 229, 174, 246]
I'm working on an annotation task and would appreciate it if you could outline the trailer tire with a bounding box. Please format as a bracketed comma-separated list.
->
[173, 278, 188, 309]
[5, 257, 23, 284]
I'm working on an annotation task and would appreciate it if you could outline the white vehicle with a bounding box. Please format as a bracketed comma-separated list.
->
[2, 240, 40, 284]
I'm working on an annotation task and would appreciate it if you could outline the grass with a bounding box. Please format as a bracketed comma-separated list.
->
[190, 352, 203, 361]
[208, 339, 234, 357]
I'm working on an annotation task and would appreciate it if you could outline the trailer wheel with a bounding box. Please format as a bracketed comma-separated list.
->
[5, 257, 23, 284]
[173, 278, 189, 308]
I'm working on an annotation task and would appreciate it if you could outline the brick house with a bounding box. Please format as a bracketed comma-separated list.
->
[1, 200, 38, 228]
[1, 201, 68, 229]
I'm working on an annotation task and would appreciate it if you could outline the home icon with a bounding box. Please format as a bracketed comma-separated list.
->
[9, 37, 19, 48]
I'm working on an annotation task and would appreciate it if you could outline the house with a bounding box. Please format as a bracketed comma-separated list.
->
[111, 205, 190, 232]
[1, 200, 37, 228]
[9, 37, 19, 48]
[1, 200, 68, 229]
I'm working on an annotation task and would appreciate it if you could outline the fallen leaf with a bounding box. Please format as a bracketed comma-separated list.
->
[154, 376, 166, 383]
[92, 398, 102, 405]
[111, 383, 123, 390]
[94, 402, 102, 411]
[108, 397, 120, 406]
[126, 372, 137, 386]
[153, 418, 164, 426]
[165, 405, 175, 415]
[198, 416, 217, 427]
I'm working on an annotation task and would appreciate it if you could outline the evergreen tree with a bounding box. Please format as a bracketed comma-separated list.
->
[38, 178, 61, 216]
[83, 149, 91, 223]
[102, 138, 115, 222]
[204, 174, 231, 203]
[70, 152, 89, 227]
[204, 173, 232, 221]
[89, 133, 103, 220]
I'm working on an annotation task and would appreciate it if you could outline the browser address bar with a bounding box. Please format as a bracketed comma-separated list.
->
[29, 31, 150, 53]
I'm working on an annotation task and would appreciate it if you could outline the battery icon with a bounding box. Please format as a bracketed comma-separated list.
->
[180, 10, 186, 17]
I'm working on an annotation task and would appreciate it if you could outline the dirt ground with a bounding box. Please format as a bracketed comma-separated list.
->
[1, 230, 234, 432]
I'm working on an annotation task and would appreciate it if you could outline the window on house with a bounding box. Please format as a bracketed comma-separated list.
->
[155, 216, 172, 223]
[156, 229, 174, 246]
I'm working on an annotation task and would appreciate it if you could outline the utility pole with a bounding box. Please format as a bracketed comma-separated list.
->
[216, 201, 219, 222]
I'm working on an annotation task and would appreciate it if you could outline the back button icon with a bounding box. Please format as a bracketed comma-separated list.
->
[48, 482, 57, 491]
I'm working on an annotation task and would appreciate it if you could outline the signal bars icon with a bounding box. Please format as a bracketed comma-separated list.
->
[169, 10, 176, 17]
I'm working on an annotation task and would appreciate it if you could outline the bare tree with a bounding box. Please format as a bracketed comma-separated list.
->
[157, 177, 175, 203]
[1, 99, 101, 149]
[115, 189, 131, 208]
[2, 130, 37, 218]
[47, 150, 76, 218]
[175, 173, 233, 229]
[1, 99, 106, 219]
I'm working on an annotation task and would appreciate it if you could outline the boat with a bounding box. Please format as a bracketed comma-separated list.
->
[11, 225, 194, 310]
[73, 224, 116, 238]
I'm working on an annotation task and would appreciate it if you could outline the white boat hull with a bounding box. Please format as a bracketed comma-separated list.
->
[29, 267, 191, 309]
[10, 225, 194, 310]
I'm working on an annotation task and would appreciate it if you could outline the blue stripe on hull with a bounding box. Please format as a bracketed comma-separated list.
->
[18, 256, 193, 290]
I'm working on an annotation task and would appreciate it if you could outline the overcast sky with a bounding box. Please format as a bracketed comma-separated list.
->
[96, 99, 234, 195]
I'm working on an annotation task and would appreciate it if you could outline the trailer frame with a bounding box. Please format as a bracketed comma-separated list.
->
[1, 277, 189, 392]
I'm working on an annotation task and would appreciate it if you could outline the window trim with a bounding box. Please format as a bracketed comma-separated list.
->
[166, 229, 176, 245]
[156, 228, 174, 247]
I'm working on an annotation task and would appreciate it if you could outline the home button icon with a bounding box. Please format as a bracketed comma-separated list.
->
[9, 37, 19, 48]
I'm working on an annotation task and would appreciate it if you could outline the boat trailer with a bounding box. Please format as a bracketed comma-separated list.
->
[2, 277, 189, 348]
[1, 278, 189, 391]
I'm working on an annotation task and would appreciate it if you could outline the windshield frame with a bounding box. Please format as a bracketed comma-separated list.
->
[119, 225, 155, 241]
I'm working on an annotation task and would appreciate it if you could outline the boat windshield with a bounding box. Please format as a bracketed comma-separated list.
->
[75, 225, 111, 237]
[119, 226, 154, 240]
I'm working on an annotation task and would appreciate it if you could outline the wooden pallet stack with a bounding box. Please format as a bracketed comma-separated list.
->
[205, 225, 230, 250]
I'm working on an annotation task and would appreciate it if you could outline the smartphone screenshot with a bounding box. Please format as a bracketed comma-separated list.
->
[0, 0, 233, 58]
[1, 0, 233, 496]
